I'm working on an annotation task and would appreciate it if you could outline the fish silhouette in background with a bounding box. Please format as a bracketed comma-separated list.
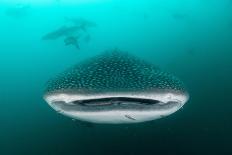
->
[42, 17, 96, 50]
[44, 50, 189, 124]
[42, 26, 84, 40]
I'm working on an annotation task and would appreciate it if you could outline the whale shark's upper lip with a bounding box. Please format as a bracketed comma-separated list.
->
[44, 90, 188, 124]
[73, 97, 161, 106]
[44, 89, 189, 107]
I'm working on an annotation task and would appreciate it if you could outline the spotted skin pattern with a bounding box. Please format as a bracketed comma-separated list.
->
[45, 51, 185, 94]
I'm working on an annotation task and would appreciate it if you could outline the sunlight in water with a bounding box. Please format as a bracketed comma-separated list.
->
[1, 0, 111, 5]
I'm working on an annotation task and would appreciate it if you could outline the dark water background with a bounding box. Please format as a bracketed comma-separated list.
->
[0, 0, 232, 154]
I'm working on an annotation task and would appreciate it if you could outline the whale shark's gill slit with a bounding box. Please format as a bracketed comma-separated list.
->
[72, 97, 161, 106]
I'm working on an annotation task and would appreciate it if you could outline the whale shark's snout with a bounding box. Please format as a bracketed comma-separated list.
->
[44, 51, 189, 124]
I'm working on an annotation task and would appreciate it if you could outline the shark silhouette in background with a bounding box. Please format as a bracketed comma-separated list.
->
[42, 25, 84, 40]
[42, 17, 96, 50]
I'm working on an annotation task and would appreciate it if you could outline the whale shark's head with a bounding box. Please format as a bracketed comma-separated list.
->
[44, 51, 189, 124]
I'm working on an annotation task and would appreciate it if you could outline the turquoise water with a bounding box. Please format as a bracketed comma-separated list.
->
[1, 0, 232, 154]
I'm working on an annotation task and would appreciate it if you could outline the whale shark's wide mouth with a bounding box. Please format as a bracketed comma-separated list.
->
[73, 97, 161, 106]
[45, 95, 186, 124]
[45, 91, 188, 111]
[50, 97, 182, 112]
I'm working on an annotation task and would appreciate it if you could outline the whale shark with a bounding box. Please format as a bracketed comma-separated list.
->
[43, 50, 189, 124]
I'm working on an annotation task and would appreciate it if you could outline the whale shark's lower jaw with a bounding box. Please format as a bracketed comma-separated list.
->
[45, 93, 187, 124]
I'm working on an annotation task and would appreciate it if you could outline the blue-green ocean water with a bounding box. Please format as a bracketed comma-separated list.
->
[1, 0, 232, 154]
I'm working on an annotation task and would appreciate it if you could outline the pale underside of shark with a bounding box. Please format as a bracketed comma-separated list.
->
[44, 51, 189, 124]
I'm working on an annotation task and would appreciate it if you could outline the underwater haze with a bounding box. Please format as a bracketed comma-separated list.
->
[1, 0, 232, 154]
